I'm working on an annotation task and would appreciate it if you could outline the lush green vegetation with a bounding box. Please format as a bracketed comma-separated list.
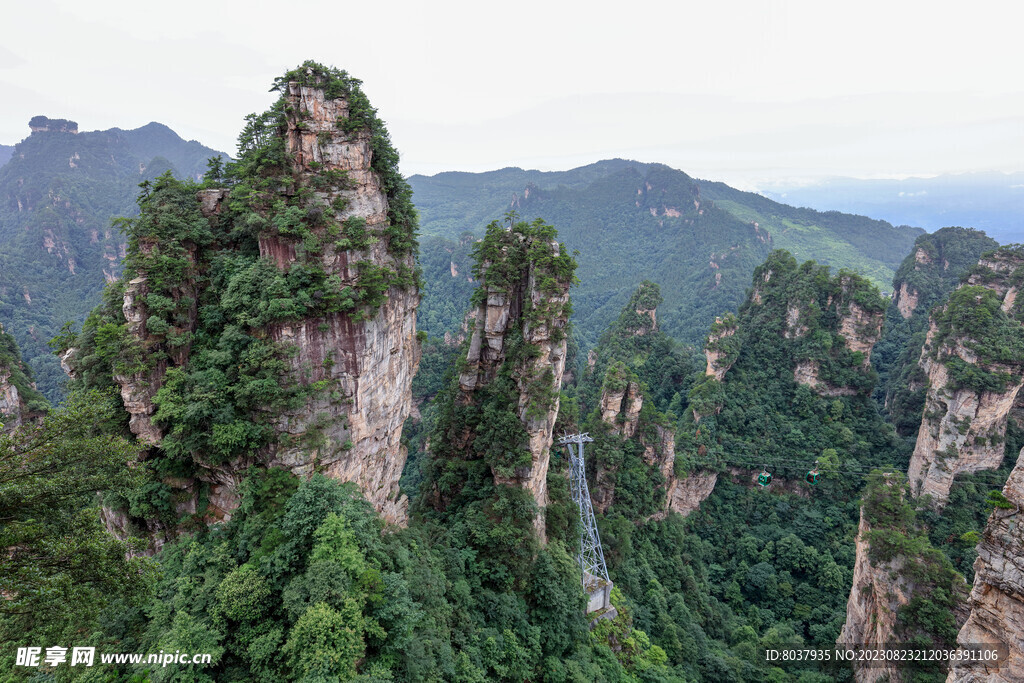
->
[0, 389, 154, 666]
[861, 472, 968, 678]
[62, 61, 420, 536]
[410, 161, 922, 353]
[5, 58, 1017, 682]
[556, 281, 699, 519]
[415, 215, 576, 559]
[0, 323, 48, 419]
[871, 227, 999, 435]
[0, 117, 227, 400]
[544, 260, 920, 681]
[698, 181, 922, 292]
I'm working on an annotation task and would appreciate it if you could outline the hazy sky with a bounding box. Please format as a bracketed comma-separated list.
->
[3, 0, 1022, 189]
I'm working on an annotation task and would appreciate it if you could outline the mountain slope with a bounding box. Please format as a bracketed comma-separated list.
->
[870, 227, 999, 436]
[0, 144, 12, 167]
[409, 160, 923, 350]
[0, 117, 227, 399]
[763, 172, 1024, 244]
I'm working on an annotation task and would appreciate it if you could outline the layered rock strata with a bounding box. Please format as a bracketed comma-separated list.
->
[838, 501, 914, 683]
[704, 315, 738, 381]
[457, 236, 572, 536]
[111, 77, 419, 527]
[259, 82, 420, 524]
[595, 375, 717, 518]
[947, 451, 1024, 682]
[908, 251, 1024, 503]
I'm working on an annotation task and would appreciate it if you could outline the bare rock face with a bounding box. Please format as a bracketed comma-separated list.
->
[596, 372, 717, 518]
[266, 292, 419, 524]
[599, 379, 642, 438]
[838, 508, 914, 683]
[838, 287, 884, 364]
[907, 252, 1024, 504]
[948, 451, 1024, 682]
[0, 323, 45, 431]
[111, 78, 420, 527]
[456, 234, 572, 536]
[705, 315, 738, 381]
[895, 281, 920, 319]
[254, 83, 420, 524]
[114, 276, 171, 447]
[0, 368, 24, 430]
[660, 471, 718, 518]
[784, 304, 807, 339]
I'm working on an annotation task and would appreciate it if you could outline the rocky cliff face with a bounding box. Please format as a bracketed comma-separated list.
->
[838, 509, 914, 683]
[789, 274, 884, 395]
[96, 66, 420, 533]
[840, 475, 969, 682]
[739, 253, 888, 401]
[257, 82, 420, 524]
[907, 249, 1024, 504]
[28, 116, 78, 134]
[457, 231, 572, 535]
[594, 365, 717, 518]
[895, 280, 920, 319]
[0, 367, 25, 430]
[704, 315, 738, 381]
[660, 471, 718, 518]
[947, 450, 1024, 682]
[0, 323, 45, 431]
[891, 246, 933, 319]
[876, 228, 1000, 437]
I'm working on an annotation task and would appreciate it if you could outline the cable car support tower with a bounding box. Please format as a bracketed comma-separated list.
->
[558, 433, 615, 618]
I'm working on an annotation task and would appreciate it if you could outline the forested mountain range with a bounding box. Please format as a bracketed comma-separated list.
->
[0, 117, 227, 399]
[0, 144, 12, 167]
[410, 161, 923, 349]
[4, 61, 1024, 682]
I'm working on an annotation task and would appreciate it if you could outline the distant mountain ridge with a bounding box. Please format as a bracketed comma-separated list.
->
[0, 117, 228, 399]
[0, 145, 12, 167]
[762, 172, 1024, 244]
[409, 160, 923, 350]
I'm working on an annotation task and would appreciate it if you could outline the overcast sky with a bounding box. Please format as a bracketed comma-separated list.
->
[2, 0, 1022, 190]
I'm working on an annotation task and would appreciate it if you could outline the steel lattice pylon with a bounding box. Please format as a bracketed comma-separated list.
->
[558, 433, 610, 592]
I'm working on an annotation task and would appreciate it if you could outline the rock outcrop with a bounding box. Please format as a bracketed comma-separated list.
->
[907, 249, 1024, 504]
[599, 377, 643, 439]
[838, 509, 914, 683]
[28, 115, 78, 134]
[595, 364, 717, 518]
[704, 315, 738, 381]
[895, 281, 920, 319]
[257, 81, 420, 524]
[742, 253, 886, 398]
[788, 274, 884, 395]
[660, 471, 718, 519]
[456, 227, 572, 536]
[100, 66, 420, 531]
[878, 228, 1000, 436]
[947, 450, 1024, 682]
[840, 474, 969, 682]
[0, 323, 46, 431]
[0, 367, 25, 430]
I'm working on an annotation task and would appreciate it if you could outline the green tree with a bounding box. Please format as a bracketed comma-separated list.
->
[0, 389, 154, 648]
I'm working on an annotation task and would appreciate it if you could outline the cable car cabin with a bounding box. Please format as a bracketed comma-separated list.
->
[806, 470, 820, 485]
[757, 471, 773, 487]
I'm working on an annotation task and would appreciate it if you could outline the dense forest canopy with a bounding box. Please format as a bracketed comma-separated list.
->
[1, 60, 1021, 683]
